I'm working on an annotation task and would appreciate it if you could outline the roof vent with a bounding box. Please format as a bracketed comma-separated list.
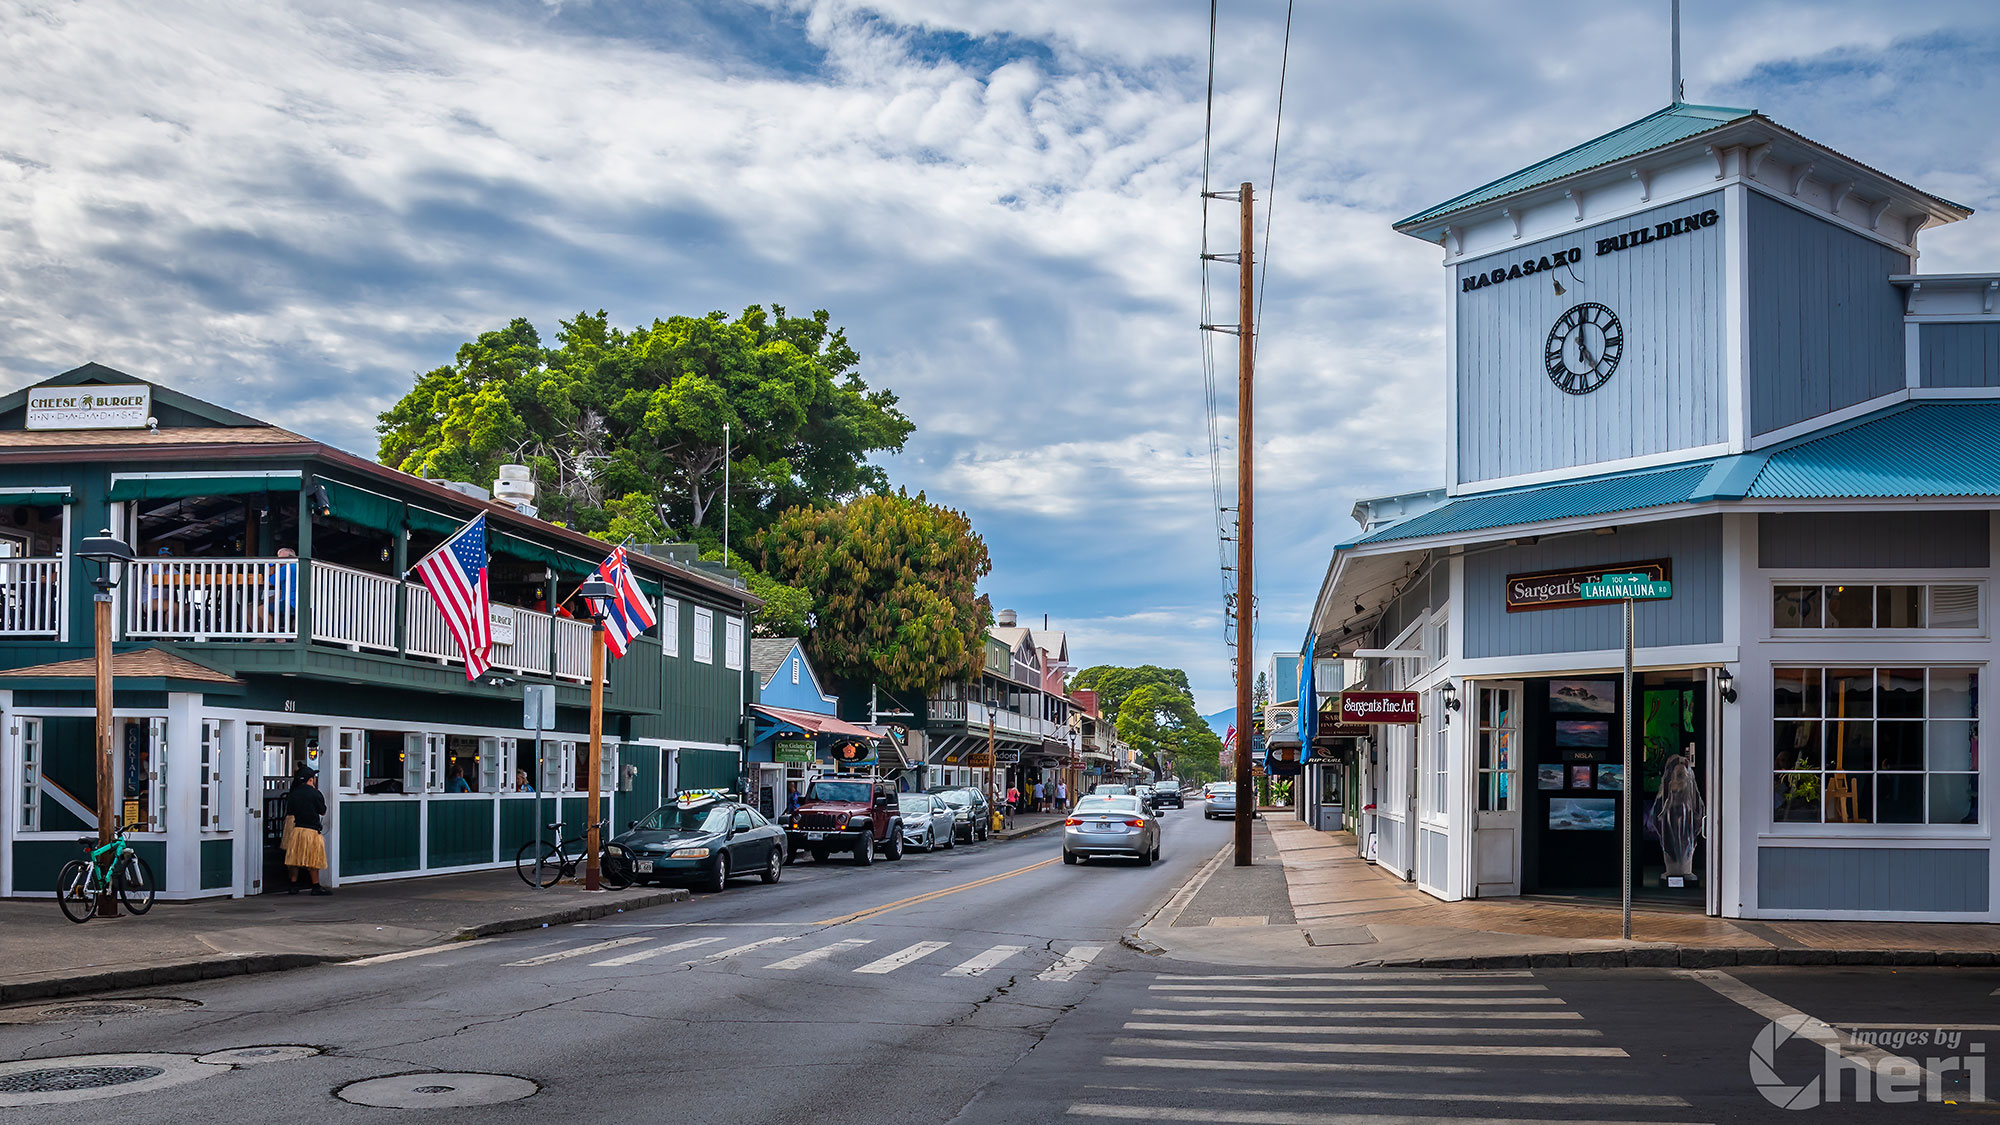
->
[996, 609, 1017, 627]
[439, 481, 491, 501]
[493, 464, 536, 506]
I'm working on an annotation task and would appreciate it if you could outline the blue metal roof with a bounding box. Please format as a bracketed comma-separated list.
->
[1747, 402, 2000, 498]
[1396, 103, 1754, 230]
[1350, 460, 1719, 547]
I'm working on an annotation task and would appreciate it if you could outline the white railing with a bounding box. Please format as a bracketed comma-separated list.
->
[311, 562, 398, 652]
[491, 605, 553, 675]
[968, 702, 1038, 737]
[126, 558, 298, 640]
[927, 698, 967, 722]
[403, 584, 457, 663]
[0, 558, 62, 635]
[553, 616, 592, 681]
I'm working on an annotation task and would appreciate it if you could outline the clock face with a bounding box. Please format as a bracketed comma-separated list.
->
[1544, 302, 1623, 395]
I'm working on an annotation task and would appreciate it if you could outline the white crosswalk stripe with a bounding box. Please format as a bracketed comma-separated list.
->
[699, 935, 800, 964]
[1110, 1037, 1628, 1058]
[504, 936, 650, 966]
[854, 941, 952, 974]
[1146, 995, 1567, 1006]
[1149, 983, 1548, 993]
[593, 936, 726, 967]
[1123, 1022, 1604, 1038]
[1039, 944, 1103, 981]
[766, 939, 874, 970]
[945, 944, 1025, 976]
[1135, 1008, 1584, 1020]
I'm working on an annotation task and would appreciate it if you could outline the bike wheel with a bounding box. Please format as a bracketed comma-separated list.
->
[56, 860, 96, 924]
[118, 853, 157, 914]
[516, 839, 562, 888]
[600, 846, 634, 889]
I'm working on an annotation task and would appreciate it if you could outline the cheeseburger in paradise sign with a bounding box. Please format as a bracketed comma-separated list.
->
[25, 384, 151, 430]
[1339, 691, 1421, 725]
[1505, 559, 1671, 613]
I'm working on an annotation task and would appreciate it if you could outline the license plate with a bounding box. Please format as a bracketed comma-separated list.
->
[805, 831, 825, 841]
[634, 860, 653, 873]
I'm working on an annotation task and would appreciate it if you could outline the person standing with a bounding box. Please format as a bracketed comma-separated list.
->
[284, 768, 330, 895]
[1033, 779, 1045, 813]
[1057, 780, 1068, 809]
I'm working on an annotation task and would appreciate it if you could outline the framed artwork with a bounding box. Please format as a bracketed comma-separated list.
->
[1556, 720, 1610, 748]
[1549, 797, 1616, 831]
[1537, 765, 1564, 790]
[1549, 680, 1615, 714]
[1569, 764, 1594, 789]
[1597, 764, 1624, 791]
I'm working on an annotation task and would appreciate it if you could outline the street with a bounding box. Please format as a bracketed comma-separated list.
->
[2, 808, 1994, 1122]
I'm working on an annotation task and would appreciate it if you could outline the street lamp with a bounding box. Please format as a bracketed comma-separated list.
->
[78, 529, 135, 918]
[576, 577, 615, 892]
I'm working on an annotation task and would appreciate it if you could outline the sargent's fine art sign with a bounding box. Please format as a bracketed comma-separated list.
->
[1338, 691, 1421, 725]
[1505, 559, 1672, 612]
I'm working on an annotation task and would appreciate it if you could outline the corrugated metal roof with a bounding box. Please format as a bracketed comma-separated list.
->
[1396, 103, 1754, 230]
[1352, 460, 1718, 546]
[1748, 402, 2000, 498]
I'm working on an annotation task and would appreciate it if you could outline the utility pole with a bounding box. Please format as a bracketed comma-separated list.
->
[1233, 181, 1255, 867]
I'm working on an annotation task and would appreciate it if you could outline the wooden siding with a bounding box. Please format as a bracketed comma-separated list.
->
[426, 798, 495, 868]
[1747, 193, 1910, 435]
[498, 797, 543, 856]
[616, 745, 663, 826]
[1463, 515, 1723, 659]
[1759, 846, 1989, 913]
[200, 837, 233, 889]
[677, 748, 741, 791]
[634, 597, 747, 745]
[1454, 193, 1727, 486]
[339, 799, 420, 876]
[1920, 322, 2000, 388]
[1758, 511, 1990, 569]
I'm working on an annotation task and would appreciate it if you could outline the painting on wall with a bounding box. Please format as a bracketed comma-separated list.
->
[1569, 764, 1594, 789]
[1549, 680, 1615, 715]
[1555, 720, 1610, 748]
[1537, 765, 1564, 790]
[1597, 763, 1625, 791]
[1549, 797, 1616, 831]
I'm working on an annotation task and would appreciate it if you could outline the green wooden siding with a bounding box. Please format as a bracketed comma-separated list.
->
[200, 838, 233, 889]
[34, 717, 95, 833]
[427, 799, 495, 869]
[10, 839, 83, 892]
[339, 800, 421, 876]
[499, 797, 546, 856]
[632, 596, 749, 745]
[676, 748, 741, 792]
[616, 745, 663, 826]
[561, 796, 586, 839]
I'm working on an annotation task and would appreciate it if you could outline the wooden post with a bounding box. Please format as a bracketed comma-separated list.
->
[585, 622, 605, 890]
[1234, 181, 1256, 867]
[93, 590, 119, 917]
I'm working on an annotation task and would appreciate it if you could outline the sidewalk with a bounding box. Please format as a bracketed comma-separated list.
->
[991, 812, 1067, 841]
[1132, 815, 2000, 968]
[0, 871, 687, 1005]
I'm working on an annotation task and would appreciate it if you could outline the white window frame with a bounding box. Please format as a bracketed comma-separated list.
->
[199, 719, 221, 830]
[725, 615, 744, 671]
[425, 733, 447, 794]
[144, 718, 168, 832]
[1767, 576, 1986, 638]
[1420, 687, 1450, 827]
[403, 732, 425, 792]
[17, 716, 41, 831]
[478, 736, 505, 793]
[1769, 663, 1983, 831]
[660, 598, 681, 657]
[559, 739, 580, 794]
[335, 728, 362, 795]
[694, 606, 714, 664]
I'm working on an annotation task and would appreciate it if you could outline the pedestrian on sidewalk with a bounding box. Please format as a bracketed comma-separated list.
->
[1057, 781, 1068, 810]
[1033, 780, 1045, 813]
[284, 768, 330, 896]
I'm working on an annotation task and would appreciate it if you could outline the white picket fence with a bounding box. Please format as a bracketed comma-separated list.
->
[125, 558, 298, 640]
[0, 558, 62, 635]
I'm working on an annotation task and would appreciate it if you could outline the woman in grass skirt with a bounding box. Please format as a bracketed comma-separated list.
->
[284, 767, 330, 895]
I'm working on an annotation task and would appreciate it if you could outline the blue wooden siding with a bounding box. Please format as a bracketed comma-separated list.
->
[426, 799, 495, 868]
[1454, 192, 1727, 486]
[1463, 515, 1723, 659]
[1920, 322, 2000, 388]
[1747, 193, 1910, 435]
[339, 800, 420, 876]
[1758, 511, 1990, 569]
[757, 641, 836, 712]
[1759, 846, 1989, 912]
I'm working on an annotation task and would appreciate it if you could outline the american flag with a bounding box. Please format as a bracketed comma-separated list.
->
[592, 545, 657, 658]
[414, 514, 492, 680]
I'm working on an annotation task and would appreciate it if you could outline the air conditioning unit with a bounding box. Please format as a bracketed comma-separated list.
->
[494, 464, 536, 506]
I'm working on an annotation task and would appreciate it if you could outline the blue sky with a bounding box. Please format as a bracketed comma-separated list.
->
[2, 1, 1997, 712]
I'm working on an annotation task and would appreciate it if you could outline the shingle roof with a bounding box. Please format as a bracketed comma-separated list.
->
[749, 637, 798, 688]
[0, 649, 240, 684]
[0, 425, 308, 448]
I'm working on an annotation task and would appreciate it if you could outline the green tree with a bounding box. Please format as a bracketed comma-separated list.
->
[1068, 665, 1197, 724]
[376, 306, 914, 537]
[1114, 682, 1225, 783]
[756, 490, 991, 693]
[700, 548, 812, 639]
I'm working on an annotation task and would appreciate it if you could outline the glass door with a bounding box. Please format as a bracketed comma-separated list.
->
[1635, 676, 1705, 904]
[1472, 683, 1522, 897]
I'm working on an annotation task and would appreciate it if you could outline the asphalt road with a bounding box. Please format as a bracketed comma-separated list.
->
[2, 806, 1995, 1123]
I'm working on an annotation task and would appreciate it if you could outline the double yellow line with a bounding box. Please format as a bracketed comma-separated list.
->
[813, 857, 1061, 926]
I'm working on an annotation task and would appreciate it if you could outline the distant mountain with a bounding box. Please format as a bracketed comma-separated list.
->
[1204, 707, 1234, 737]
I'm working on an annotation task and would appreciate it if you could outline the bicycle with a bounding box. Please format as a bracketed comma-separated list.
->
[55, 822, 156, 924]
[514, 820, 632, 889]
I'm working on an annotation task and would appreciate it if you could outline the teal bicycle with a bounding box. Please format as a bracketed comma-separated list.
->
[56, 822, 155, 923]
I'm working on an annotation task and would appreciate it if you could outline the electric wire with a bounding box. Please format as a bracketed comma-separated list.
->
[1197, 0, 1232, 645]
[1249, 0, 1295, 660]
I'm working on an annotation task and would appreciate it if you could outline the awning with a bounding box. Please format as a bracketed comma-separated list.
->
[0, 488, 70, 507]
[109, 471, 302, 502]
[750, 704, 878, 740]
[318, 479, 400, 531]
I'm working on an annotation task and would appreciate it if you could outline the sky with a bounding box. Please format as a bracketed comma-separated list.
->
[3, 0, 1998, 713]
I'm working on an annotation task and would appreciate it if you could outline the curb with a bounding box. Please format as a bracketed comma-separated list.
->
[1396, 947, 1994, 970]
[993, 820, 1065, 842]
[449, 887, 692, 940]
[1121, 932, 1167, 957]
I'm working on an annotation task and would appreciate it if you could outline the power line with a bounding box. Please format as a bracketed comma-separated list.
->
[1248, 0, 1295, 655]
[1197, 0, 1232, 642]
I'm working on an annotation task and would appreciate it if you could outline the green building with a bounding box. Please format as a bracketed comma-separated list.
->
[0, 365, 758, 898]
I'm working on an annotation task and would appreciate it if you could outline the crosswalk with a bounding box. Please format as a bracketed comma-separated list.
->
[1063, 971, 1712, 1125]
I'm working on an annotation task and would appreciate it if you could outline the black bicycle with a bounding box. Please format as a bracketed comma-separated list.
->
[514, 820, 632, 889]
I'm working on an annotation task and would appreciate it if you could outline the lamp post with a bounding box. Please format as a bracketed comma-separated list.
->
[78, 529, 135, 918]
[576, 577, 616, 892]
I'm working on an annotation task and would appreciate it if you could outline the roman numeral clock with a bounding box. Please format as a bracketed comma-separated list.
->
[1543, 302, 1623, 395]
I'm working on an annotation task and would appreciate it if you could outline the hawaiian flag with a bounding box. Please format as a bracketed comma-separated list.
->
[414, 514, 492, 680]
[592, 545, 657, 658]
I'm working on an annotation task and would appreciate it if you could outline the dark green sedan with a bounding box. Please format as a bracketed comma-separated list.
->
[611, 791, 787, 892]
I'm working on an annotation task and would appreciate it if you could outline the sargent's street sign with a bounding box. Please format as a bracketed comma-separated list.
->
[1580, 572, 1673, 600]
[1338, 690, 1421, 725]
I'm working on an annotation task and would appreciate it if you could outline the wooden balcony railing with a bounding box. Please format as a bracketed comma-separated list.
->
[0, 558, 63, 636]
[126, 558, 298, 640]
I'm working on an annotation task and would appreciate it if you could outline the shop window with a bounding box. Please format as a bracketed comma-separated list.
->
[335, 729, 361, 794]
[17, 717, 41, 831]
[725, 616, 744, 670]
[444, 734, 480, 792]
[660, 598, 680, 657]
[1772, 666, 1980, 825]
[1476, 688, 1514, 813]
[199, 720, 221, 830]
[694, 607, 714, 664]
[1773, 584, 1981, 631]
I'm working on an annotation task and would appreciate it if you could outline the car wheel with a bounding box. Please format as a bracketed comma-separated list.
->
[1151, 843, 1161, 862]
[884, 831, 904, 861]
[1063, 851, 1078, 865]
[854, 835, 874, 865]
[942, 827, 955, 849]
[1139, 848, 1154, 867]
[761, 849, 782, 884]
[707, 852, 730, 893]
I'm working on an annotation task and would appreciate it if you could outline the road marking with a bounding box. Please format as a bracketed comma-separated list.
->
[1039, 945, 1104, 982]
[1123, 1022, 1603, 1038]
[946, 945, 1026, 977]
[1135, 1008, 1584, 1020]
[855, 941, 952, 974]
[1682, 970, 1940, 1082]
[766, 939, 874, 970]
[504, 936, 651, 966]
[1110, 1037, 1627, 1058]
[344, 939, 496, 966]
[1157, 972, 1532, 981]
[593, 936, 726, 966]
[1148, 983, 1547, 993]
[700, 935, 801, 964]
[814, 859, 1061, 926]
[1064, 1096, 1704, 1112]
[1147, 996, 1566, 1006]
[1104, 1057, 1479, 1076]
[1083, 1085, 1690, 1108]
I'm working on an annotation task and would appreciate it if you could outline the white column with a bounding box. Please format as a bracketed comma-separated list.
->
[164, 692, 201, 897]
[1719, 511, 1754, 917]
[0, 690, 15, 898]
[319, 723, 339, 887]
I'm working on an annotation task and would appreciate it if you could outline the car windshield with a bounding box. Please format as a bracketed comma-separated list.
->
[807, 782, 872, 803]
[936, 791, 973, 807]
[1075, 797, 1140, 814]
[1093, 785, 1129, 796]
[636, 805, 732, 833]
[898, 796, 932, 813]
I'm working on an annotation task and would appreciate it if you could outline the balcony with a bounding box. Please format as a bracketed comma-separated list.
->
[0, 558, 64, 636]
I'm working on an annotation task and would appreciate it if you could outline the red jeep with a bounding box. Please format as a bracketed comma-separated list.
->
[785, 778, 905, 864]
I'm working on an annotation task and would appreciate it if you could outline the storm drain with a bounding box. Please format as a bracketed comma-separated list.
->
[0, 997, 201, 1024]
[336, 1072, 539, 1109]
[0, 1065, 164, 1093]
[195, 1045, 321, 1066]
[0, 1054, 228, 1108]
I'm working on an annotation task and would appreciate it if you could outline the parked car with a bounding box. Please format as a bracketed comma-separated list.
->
[899, 793, 957, 852]
[1204, 785, 1258, 819]
[1132, 784, 1158, 812]
[612, 790, 787, 892]
[1152, 784, 1184, 810]
[785, 778, 904, 864]
[929, 787, 991, 842]
[1063, 795, 1161, 865]
[1091, 784, 1131, 797]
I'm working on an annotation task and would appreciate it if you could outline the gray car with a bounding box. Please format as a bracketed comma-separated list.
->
[1063, 795, 1161, 866]
[898, 793, 957, 852]
[1203, 784, 1257, 820]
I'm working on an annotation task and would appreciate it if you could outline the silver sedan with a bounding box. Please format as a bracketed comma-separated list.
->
[898, 794, 957, 852]
[1062, 795, 1161, 866]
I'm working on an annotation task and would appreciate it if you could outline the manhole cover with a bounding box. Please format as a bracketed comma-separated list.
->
[195, 1045, 320, 1066]
[0, 997, 200, 1025]
[0, 1054, 226, 1108]
[337, 1072, 539, 1108]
